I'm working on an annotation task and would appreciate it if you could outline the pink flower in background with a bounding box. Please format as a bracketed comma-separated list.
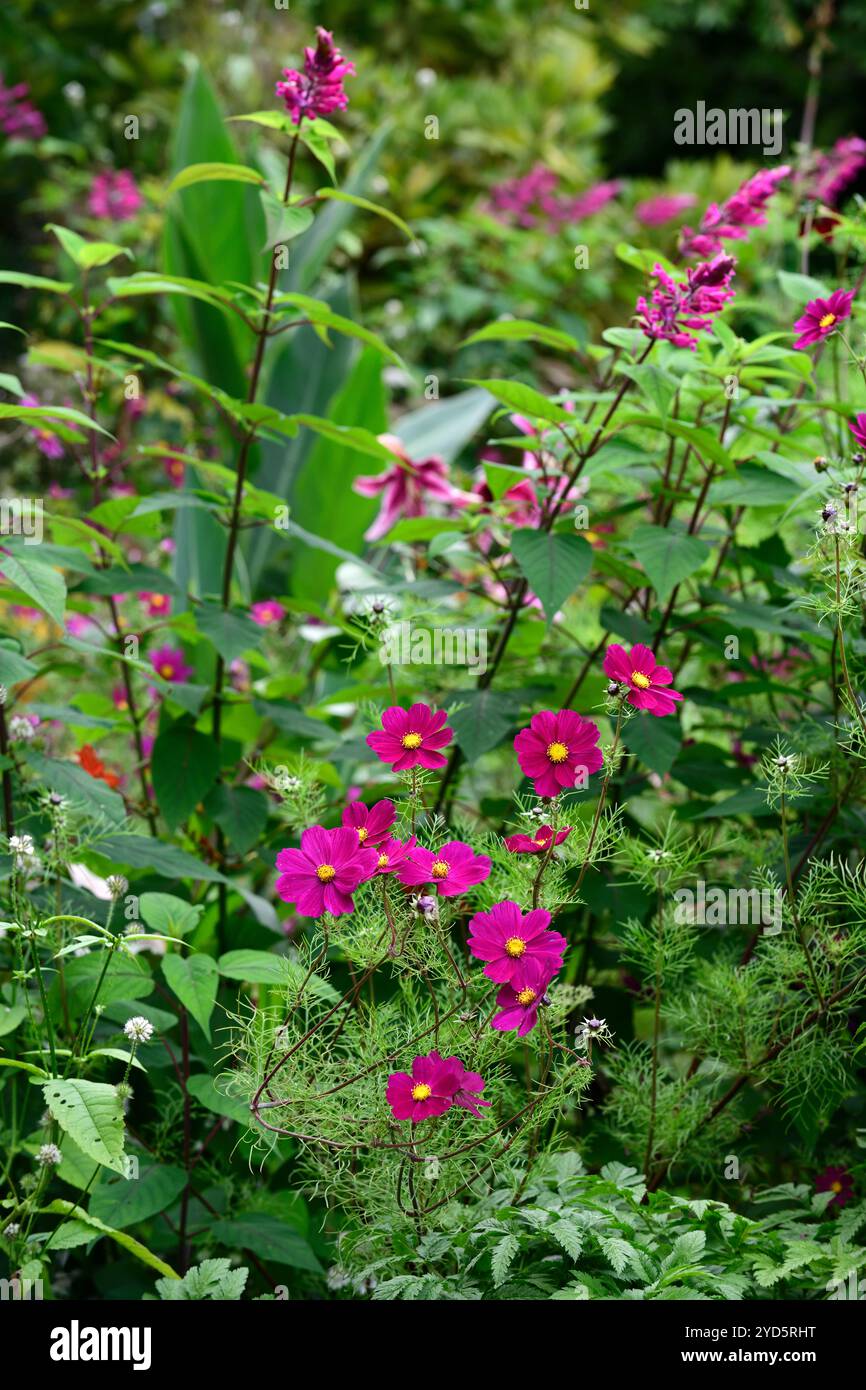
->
[138, 591, 171, 618]
[396, 840, 491, 897]
[0, 80, 46, 139]
[65, 613, 97, 639]
[164, 455, 185, 487]
[680, 166, 789, 258]
[342, 797, 396, 847]
[487, 166, 620, 229]
[849, 413, 866, 449]
[366, 702, 453, 771]
[19, 394, 64, 459]
[636, 254, 737, 349]
[604, 643, 683, 717]
[48, 482, 73, 500]
[354, 434, 473, 541]
[149, 645, 193, 684]
[565, 179, 622, 220]
[370, 834, 416, 877]
[468, 900, 566, 987]
[514, 708, 603, 797]
[805, 136, 866, 207]
[792, 288, 854, 349]
[112, 685, 129, 712]
[250, 600, 286, 628]
[504, 823, 571, 854]
[491, 958, 557, 1037]
[635, 192, 697, 226]
[88, 170, 143, 222]
[275, 825, 378, 918]
[386, 1050, 480, 1123]
[815, 1164, 854, 1209]
[275, 27, 355, 125]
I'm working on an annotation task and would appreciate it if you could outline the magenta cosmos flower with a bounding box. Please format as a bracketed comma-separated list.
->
[849, 413, 866, 450]
[468, 900, 566, 987]
[793, 288, 854, 349]
[504, 823, 571, 855]
[603, 643, 683, 717]
[88, 170, 143, 222]
[366, 703, 453, 772]
[370, 834, 416, 877]
[491, 958, 557, 1037]
[275, 825, 378, 918]
[514, 709, 603, 798]
[250, 600, 285, 627]
[341, 797, 396, 847]
[353, 433, 474, 541]
[386, 1050, 489, 1122]
[149, 645, 193, 683]
[275, 28, 355, 126]
[138, 590, 171, 618]
[396, 840, 491, 897]
[815, 1164, 855, 1209]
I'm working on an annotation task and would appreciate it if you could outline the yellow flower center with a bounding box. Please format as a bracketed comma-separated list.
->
[411, 1083, 432, 1102]
[316, 864, 336, 883]
[819, 312, 837, 329]
[631, 671, 651, 689]
[505, 936, 526, 958]
[152, 595, 166, 609]
[517, 988, 537, 1006]
[831, 1180, 843, 1193]
[401, 732, 422, 749]
[377, 853, 389, 869]
[535, 833, 549, 845]
[546, 741, 569, 764]
[431, 859, 449, 879]
[159, 663, 174, 679]
[357, 827, 368, 842]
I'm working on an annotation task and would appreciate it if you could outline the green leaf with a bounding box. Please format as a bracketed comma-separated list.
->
[293, 414, 401, 463]
[45, 224, 132, 270]
[209, 1213, 323, 1272]
[777, 270, 830, 304]
[162, 953, 218, 1040]
[217, 949, 287, 985]
[186, 1073, 251, 1125]
[166, 162, 265, 195]
[88, 1161, 188, 1231]
[619, 362, 678, 421]
[42, 1079, 126, 1174]
[151, 719, 221, 830]
[91, 833, 226, 882]
[0, 270, 73, 294]
[466, 378, 574, 427]
[195, 604, 263, 664]
[277, 293, 404, 368]
[0, 645, 38, 684]
[0, 1002, 26, 1037]
[491, 1234, 520, 1287]
[314, 187, 413, 240]
[462, 319, 581, 353]
[260, 193, 315, 250]
[139, 891, 204, 938]
[624, 713, 682, 775]
[510, 531, 593, 624]
[25, 751, 126, 825]
[449, 689, 521, 760]
[0, 402, 110, 436]
[41, 1200, 179, 1279]
[628, 524, 710, 603]
[204, 784, 269, 856]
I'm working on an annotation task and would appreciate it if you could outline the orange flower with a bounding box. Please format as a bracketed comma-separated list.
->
[77, 744, 121, 790]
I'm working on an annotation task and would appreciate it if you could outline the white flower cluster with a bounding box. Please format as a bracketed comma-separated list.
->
[123, 1015, 155, 1044]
